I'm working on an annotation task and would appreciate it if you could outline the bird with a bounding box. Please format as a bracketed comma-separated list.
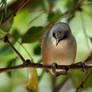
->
[41, 22, 77, 75]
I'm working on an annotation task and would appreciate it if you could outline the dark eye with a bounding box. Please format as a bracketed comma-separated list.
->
[53, 32, 56, 38]
[63, 33, 67, 39]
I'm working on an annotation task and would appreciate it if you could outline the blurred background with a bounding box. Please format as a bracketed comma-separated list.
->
[0, 0, 92, 92]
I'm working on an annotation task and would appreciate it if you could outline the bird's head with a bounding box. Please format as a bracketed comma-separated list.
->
[51, 22, 71, 46]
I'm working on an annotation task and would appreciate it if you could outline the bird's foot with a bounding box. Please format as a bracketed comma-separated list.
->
[51, 63, 67, 77]
[73, 62, 88, 72]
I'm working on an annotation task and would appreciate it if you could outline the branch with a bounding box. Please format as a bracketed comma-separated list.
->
[0, 62, 92, 73]
[1, 36, 92, 74]
[76, 70, 92, 92]
[4, 36, 26, 64]
[0, 0, 35, 28]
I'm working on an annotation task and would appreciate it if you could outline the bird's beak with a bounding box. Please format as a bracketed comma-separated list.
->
[56, 38, 60, 46]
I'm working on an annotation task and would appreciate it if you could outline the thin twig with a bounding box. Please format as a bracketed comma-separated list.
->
[4, 36, 26, 64]
[76, 70, 92, 92]
[0, 0, 35, 28]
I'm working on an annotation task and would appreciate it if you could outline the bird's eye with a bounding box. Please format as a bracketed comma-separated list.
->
[63, 32, 67, 39]
[53, 32, 56, 38]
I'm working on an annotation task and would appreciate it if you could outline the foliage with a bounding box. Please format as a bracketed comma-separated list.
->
[0, 0, 92, 92]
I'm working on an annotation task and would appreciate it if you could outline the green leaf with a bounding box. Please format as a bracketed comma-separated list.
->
[87, 0, 92, 2]
[48, 9, 62, 23]
[69, 69, 92, 92]
[10, 28, 21, 43]
[22, 26, 46, 43]
[83, 72, 92, 89]
[6, 57, 17, 77]
[69, 69, 90, 88]
[10, 9, 47, 36]
[66, 0, 77, 11]
[1, 0, 7, 4]
[0, 10, 13, 31]
[43, 0, 49, 12]
[70, 12, 92, 63]
[56, 75, 68, 87]
[26, 88, 37, 92]
[33, 43, 41, 55]
[89, 37, 92, 43]
[0, 9, 12, 22]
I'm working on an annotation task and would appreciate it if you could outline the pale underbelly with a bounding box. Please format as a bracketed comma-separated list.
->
[43, 48, 75, 66]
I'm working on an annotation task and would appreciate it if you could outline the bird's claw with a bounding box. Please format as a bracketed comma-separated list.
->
[51, 63, 67, 77]
[75, 62, 88, 72]
[52, 63, 57, 74]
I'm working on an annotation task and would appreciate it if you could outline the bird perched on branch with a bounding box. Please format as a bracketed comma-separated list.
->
[41, 22, 77, 75]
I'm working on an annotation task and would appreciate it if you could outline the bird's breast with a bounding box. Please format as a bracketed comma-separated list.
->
[42, 37, 76, 66]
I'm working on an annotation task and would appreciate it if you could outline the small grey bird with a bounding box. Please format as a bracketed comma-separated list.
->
[41, 22, 77, 74]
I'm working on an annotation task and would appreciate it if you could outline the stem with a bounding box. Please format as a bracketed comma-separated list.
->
[19, 43, 34, 62]
[4, 36, 26, 64]
[0, 62, 92, 73]
[76, 70, 92, 92]
[0, 0, 35, 28]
